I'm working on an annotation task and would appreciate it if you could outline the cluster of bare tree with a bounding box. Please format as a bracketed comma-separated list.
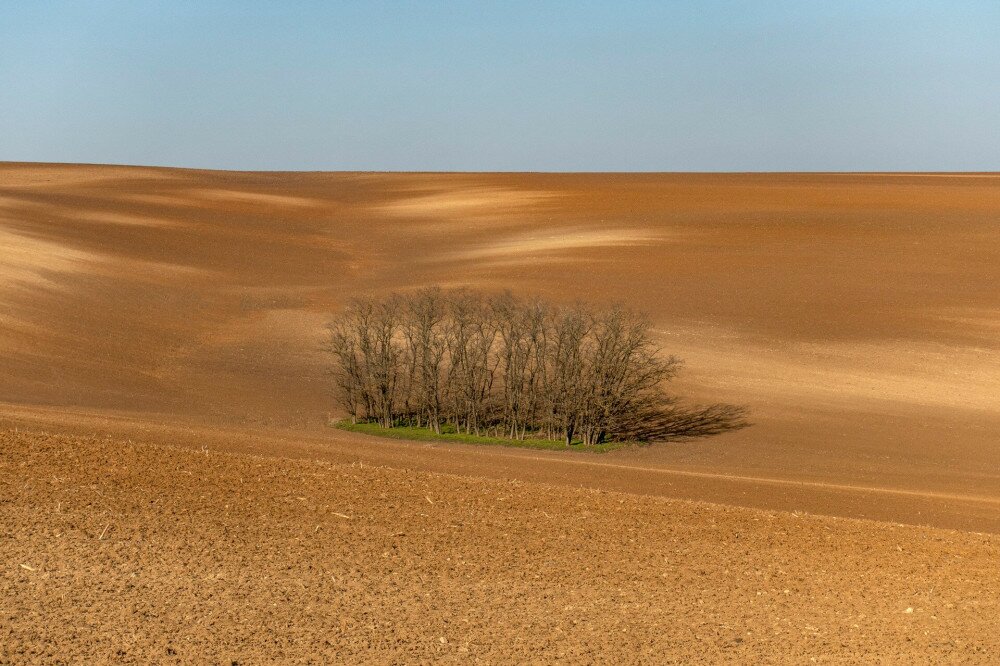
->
[328, 288, 747, 446]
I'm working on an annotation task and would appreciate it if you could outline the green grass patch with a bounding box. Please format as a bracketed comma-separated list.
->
[331, 419, 634, 453]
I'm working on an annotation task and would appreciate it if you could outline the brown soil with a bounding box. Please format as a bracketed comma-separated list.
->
[2, 163, 1000, 661]
[3, 428, 999, 664]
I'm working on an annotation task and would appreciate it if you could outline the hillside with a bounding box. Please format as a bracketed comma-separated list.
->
[2, 164, 999, 530]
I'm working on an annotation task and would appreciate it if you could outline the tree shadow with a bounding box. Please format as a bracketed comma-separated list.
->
[625, 400, 751, 443]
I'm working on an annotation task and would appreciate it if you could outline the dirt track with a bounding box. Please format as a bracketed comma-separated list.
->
[3, 404, 999, 535]
[4, 428, 1000, 664]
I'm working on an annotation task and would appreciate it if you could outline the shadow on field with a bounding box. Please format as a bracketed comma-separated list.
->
[630, 401, 751, 442]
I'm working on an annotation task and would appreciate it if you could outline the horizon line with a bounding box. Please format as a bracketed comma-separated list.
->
[3, 160, 999, 177]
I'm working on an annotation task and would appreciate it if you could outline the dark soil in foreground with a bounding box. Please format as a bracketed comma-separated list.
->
[2, 428, 998, 664]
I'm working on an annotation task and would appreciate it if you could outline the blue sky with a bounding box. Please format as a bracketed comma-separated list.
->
[1, 1, 998, 171]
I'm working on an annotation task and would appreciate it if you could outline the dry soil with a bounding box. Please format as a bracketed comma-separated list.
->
[2, 164, 999, 662]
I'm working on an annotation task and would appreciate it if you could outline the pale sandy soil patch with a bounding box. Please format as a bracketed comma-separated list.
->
[72, 210, 182, 228]
[123, 193, 197, 207]
[378, 186, 557, 222]
[934, 307, 1000, 336]
[659, 327, 1000, 414]
[447, 227, 666, 263]
[123, 189, 328, 210]
[0, 225, 95, 290]
[784, 340, 1000, 412]
[0, 195, 44, 211]
[189, 188, 326, 208]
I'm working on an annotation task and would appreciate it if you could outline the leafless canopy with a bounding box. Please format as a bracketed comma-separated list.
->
[328, 288, 748, 446]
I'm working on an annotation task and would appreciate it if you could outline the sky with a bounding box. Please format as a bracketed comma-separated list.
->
[1, 1, 998, 171]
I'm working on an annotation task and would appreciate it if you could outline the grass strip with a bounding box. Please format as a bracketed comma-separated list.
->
[331, 420, 635, 453]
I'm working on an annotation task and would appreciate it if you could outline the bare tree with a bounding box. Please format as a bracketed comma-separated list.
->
[327, 295, 403, 428]
[492, 292, 547, 439]
[575, 306, 684, 445]
[401, 287, 447, 432]
[539, 303, 591, 445]
[327, 319, 362, 423]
